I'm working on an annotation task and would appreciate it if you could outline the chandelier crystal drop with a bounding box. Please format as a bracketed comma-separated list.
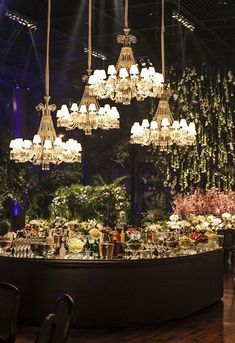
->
[9, 0, 82, 170]
[57, 0, 120, 135]
[88, 0, 164, 105]
[130, 0, 197, 150]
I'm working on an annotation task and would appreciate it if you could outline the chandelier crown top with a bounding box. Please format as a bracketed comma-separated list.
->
[117, 29, 137, 47]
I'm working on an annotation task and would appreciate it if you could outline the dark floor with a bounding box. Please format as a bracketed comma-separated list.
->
[15, 273, 235, 343]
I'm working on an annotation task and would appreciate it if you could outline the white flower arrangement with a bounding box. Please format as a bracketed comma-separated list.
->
[67, 238, 85, 253]
[169, 214, 180, 222]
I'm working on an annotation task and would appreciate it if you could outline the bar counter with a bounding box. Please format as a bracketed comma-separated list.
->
[0, 249, 223, 328]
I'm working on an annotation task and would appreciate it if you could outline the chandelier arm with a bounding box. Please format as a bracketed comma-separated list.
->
[45, 0, 51, 97]
[161, 0, 165, 82]
[125, 0, 129, 29]
[88, 0, 92, 73]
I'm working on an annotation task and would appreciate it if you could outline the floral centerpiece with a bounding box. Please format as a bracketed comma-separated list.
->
[67, 237, 85, 254]
[49, 216, 67, 233]
[72, 219, 103, 235]
[16, 219, 49, 239]
[173, 187, 235, 218]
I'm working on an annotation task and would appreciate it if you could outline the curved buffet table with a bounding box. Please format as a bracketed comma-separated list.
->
[0, 249, 223, 328]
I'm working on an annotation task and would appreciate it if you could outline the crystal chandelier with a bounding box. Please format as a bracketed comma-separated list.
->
[88, 0, 164, 105]
[130, 92, 196, 150]
[9, 0, 82, 170]
[130, 0, 196, 150]
[57, 0, 120, 135]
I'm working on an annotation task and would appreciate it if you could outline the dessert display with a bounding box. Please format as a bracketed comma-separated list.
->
[0, 213, 226, 260]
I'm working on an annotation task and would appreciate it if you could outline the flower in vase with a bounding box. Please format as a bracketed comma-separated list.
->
[68, 238, 85, 253]
[169, 214, 180, 222]
[89, 228, 101, 240]
[212, 218, 222, 227]
[222, 212, 232, 220]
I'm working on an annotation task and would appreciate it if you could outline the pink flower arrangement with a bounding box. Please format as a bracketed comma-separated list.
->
[173, 188, 235, 218]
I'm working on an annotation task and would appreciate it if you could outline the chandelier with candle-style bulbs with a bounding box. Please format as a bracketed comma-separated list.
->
[130, 0, 196, 150]
[9, 0, 82, 170]
[57, 0, 120, 135]
[130, 91, 197, 150]
[88, 0, 164, 105]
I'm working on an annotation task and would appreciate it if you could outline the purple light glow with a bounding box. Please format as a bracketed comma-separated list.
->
[13, 202, 20, 217]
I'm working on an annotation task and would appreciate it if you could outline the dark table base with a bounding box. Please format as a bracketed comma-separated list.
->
[0, 250, 223, 328]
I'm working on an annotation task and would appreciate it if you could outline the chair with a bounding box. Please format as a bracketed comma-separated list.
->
[35, 314, 56, 343]
[35, 294, 74, 343]
[0, 282, 20, 343]
[54, 294, 74, 343]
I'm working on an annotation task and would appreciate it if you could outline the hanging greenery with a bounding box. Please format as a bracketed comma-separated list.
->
[148, 65, 235, 192]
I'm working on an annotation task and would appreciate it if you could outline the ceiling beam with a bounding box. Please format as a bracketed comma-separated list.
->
[170, 0, 235, 55]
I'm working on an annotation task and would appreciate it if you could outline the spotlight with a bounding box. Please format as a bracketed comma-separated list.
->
[84, 47, 107, 61]
[172, 10, 195, 32]
[6, 10, 38, 30]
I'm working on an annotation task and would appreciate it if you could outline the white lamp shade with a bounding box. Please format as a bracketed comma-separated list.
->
[14, 138, 24, 147]
[100, 69, 107, 79]
[140, 68, 149, 78]
[107, 65, 117, 75]
[148, 66, 156, 76]
[130, 64, 139, 75]
[44, 139, 52, 149]
[79, 104, 87, 113]
[150, 120, 158, 129]
[172, 120, 180, 129]
[98, 107, 105, 115]
[94, 69, 101, 79]
[56, 109, 62, 118]
[71, 103, 79, 112]
[131, 122, 141, 134]
[154, 72, 164, 84]
[77, 143, 82, 151]
[22, 140, 32, 149]
[33, 135, 41, 144]
[188, 122, 196, 134]
[111, 107, 120, 118]
[119, 68, 128, 78]
[88, 103, 97, 112]
[179, 118, 188, 129]
[161, 118, 170, 127]
[104, 104, 111, 112]
[61, 104, 69, 115]
[9, 139, 16, 149]
[88, 75, 95, 84]
[54, 137, 63, 146]
[142, 119, 150, 128]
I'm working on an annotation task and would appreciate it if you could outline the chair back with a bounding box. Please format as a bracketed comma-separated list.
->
[0, 282, 20, 343]
[54, 294, 74, 343]
[35, 294, 74, 343]
[35, 314, 56, 343]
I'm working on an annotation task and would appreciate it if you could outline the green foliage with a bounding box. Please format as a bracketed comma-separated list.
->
[0, 130, 34, 218]
[149, 66, 235, 192]
[26, 165, 82, 219]
[51, 180, 130, 227]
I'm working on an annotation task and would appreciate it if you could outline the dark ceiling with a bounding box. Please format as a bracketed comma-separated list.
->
[1, 0, 235, 98]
